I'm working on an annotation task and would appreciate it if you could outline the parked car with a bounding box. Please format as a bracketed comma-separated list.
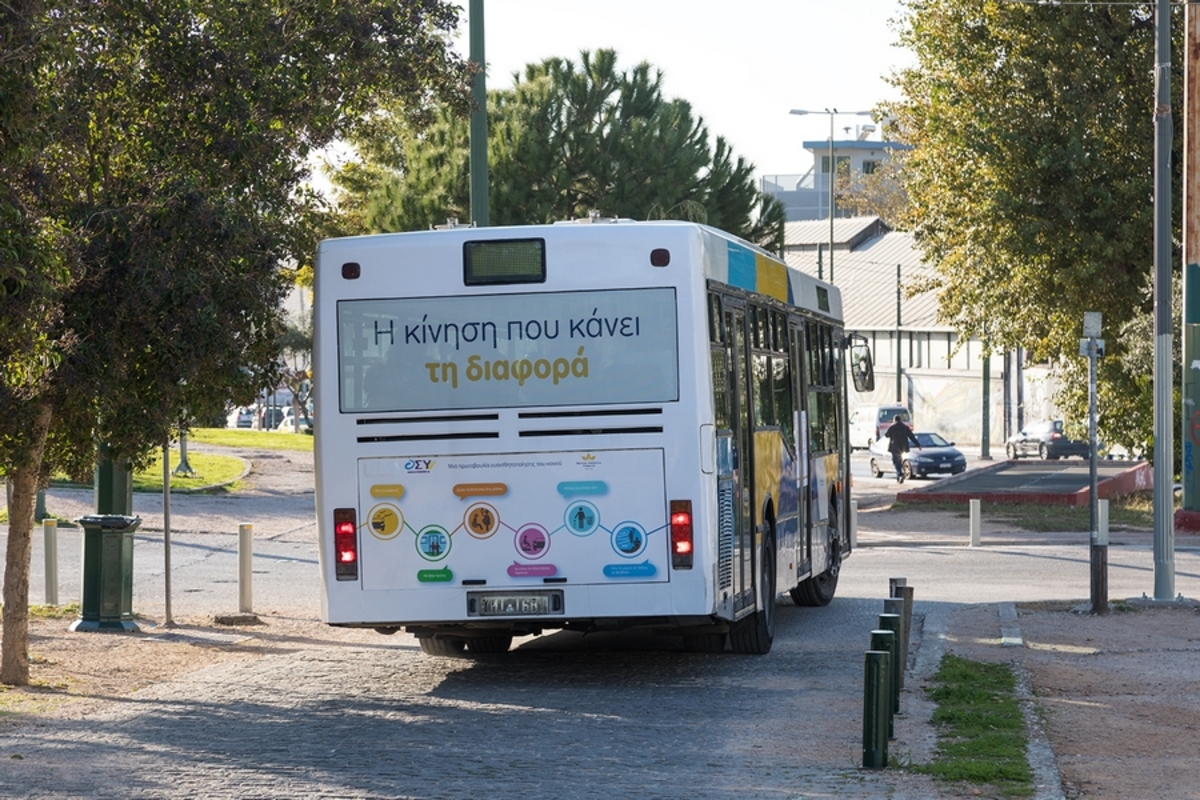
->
[259, 406, 286, 430]
[274, 406, 313, 433]
[869, 432, 967, 480]
[227, 407, 255, 428]
[849, 404, 911, 449]
[1005, 420, 1090, 460]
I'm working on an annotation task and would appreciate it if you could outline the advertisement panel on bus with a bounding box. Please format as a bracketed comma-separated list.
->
[356, 447, 670, 598]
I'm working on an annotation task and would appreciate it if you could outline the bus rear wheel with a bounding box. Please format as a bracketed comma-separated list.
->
[790, 543, 841, 607]
[418, 636, 466, 657]
[730, 533, 775, 655]
[466, 634, 514, 655]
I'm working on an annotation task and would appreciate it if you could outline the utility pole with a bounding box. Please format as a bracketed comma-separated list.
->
[1082, 312, 1107, 614]
[468, 0, 488, 227]
[1181, 0, 1200, 531]
[828, 112, 836, 284]
[1152, 0, 1175, 601]
[981, 332, 991, 460]
[895, 263, 902, 403]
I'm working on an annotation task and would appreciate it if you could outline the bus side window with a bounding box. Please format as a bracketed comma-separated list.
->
[773, 355, 793, 449]
[711, 346, 730, 430]
[752, 353, 772, 428]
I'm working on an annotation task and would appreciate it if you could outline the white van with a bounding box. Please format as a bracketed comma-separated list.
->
[849, 404, 911, 449]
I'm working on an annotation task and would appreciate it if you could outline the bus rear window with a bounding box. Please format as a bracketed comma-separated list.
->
[338, 288, 679, 413]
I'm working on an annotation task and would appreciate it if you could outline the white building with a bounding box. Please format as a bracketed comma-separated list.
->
[761, 127, 906, 222]
[781, 216, 1055, 450]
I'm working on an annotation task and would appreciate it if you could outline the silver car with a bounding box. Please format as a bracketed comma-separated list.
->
[869, 432, 967, 480]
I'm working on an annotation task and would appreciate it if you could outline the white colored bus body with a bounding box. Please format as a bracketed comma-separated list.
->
[314, 220, 863, 655]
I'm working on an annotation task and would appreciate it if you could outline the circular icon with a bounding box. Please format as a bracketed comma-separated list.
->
[514, 524, 550, 560]
[611, 521, 647, 558]
[563, 501, 599, 536]
[367, 503, 403, 540]
[416, 525, 451, 561]
[465, 502, 500, 539]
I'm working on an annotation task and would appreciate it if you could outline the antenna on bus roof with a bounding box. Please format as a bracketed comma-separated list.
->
[432, 217, 474, 230]
[556, 210, 631, 224]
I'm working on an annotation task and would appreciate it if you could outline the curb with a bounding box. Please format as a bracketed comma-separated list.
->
[997, 602, 1066, 800]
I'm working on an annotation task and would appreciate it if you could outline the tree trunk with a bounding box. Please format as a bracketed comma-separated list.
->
[2, 402, 52, 686]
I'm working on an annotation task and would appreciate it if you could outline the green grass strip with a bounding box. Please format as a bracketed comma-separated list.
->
[894, 488, 1157, 532]
[914, 654, 1034, 797]
[189, 427, 312, 452]
[49, 450, 246, 494]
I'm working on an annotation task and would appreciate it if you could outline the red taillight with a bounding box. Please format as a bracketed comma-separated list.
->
[1050, 432, 1063, 440]
[333, 507, 358, 581]
[670, 499, 693, 569]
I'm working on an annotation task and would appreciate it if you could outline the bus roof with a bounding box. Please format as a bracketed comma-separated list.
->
[319, 220, 842, 320]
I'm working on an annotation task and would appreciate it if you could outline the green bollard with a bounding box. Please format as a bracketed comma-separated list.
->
[863, 649, 890, 768]
[884, 597, 907, 690]
[871, 628, 897, 740]
[879, 612, 902, 717]
[94, 451, 133, 516]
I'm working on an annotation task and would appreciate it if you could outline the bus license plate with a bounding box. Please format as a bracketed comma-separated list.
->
[469, 591, 563, 617]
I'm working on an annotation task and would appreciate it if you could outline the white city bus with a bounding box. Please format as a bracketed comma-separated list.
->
[314, 219, 875, 656]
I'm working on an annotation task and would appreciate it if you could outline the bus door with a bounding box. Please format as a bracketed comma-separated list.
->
[723, 302, 755, 615]
[790, 322, 812, 579]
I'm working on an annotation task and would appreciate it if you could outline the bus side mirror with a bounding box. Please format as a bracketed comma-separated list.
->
[848, 336, 875, 392]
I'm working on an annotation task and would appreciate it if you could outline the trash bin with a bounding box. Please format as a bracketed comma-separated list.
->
[69, 514, 141, 632]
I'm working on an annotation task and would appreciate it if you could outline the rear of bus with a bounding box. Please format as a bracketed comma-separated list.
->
[314, 222, 718, 654]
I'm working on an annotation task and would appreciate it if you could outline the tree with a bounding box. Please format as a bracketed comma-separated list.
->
[334, 49, 785, 252]
[0, 0, 473, 685]
[838, 156, 911, 230]
[884, 0, 1181, 453]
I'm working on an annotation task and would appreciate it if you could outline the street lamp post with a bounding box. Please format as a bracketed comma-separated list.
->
[789, 108, 872, 284]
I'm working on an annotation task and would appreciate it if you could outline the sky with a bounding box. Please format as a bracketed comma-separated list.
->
[458, 0, 914, 180]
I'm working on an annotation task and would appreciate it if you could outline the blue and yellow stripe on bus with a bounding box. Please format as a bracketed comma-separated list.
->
[722, 242, 792, 305]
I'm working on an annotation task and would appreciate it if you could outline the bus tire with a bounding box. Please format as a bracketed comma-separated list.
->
[682, 632, 727, 654]
[418, 636, 466, 657]
[729, 531, 776, 655]
[465, 634, 514, 655]
[790, 541, 841, 607]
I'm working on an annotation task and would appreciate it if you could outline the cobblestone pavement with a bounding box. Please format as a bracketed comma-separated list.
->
[0, 607, 958, 800]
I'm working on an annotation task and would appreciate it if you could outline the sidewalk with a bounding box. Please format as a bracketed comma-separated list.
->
[25, 446, 319, 620]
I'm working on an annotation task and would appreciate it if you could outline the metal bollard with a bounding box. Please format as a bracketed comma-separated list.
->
[895, 585, 914, 684]
[862, 649, 890, 768]
[849, 499, 858, 549]
[969, 498, 981, 546]
[878, 613, 902, 720]
[238, 522, 253, 613]
[43, 518, 58, 607]
[1098, 498, 1109, 546]
[884, 597, 907, 690]
[870, 629, 897, 740]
